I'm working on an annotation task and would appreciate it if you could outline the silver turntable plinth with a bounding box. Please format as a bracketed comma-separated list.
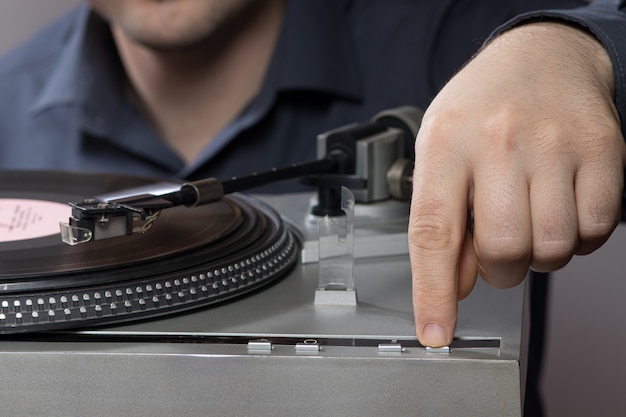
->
[0, 193, 527, 417]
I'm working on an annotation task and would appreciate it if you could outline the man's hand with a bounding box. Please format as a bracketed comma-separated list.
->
[410, 22, 626, 347]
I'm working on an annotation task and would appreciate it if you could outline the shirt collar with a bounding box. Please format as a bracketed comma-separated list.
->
[29, 5, 125, 138]
[27, 8, 87, 116]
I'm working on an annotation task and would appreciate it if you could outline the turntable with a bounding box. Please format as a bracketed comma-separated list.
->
[0, 109, 527, 417]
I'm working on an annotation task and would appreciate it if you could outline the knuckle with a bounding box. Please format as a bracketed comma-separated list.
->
[532, 240, 575, 267]
[409, 211, 460, 253]
[532, 217, 577, 266]
[478, 236, 529, 264]
[488, 271, 527, 289]
[482, 106, 516, 135]
[579, 217, 618, 241]
[481, 106, 522, 151]
[414, 113, 460, 157]
[579, 195, 620, 240]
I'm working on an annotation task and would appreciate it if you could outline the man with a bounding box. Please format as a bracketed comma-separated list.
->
[0, 0, 624, 351]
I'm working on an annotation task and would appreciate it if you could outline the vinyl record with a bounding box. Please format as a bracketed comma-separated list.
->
[0, 171, 299, 333]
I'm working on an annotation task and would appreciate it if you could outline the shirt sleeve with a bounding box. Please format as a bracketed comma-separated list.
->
[494, 0, 626, 130]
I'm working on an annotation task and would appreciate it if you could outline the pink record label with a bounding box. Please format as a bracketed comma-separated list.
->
[0, 199, 70, 242]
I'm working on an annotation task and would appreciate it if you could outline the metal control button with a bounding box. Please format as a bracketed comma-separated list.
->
[247, 339, 273, 352]
[425, 346, 450, 354]
[377, 343, 403, 353]
[295, 339, 321, 352]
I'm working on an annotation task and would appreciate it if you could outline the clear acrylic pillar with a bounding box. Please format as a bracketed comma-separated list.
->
[314, 187, 357, 306]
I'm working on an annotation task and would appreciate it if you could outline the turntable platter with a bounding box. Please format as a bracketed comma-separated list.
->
[0, 171, 299, 333]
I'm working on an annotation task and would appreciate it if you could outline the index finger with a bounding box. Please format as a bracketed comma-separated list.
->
[410, 124, 470, 347]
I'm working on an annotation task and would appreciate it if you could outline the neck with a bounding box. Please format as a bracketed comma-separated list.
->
[112, 0, 285, 164]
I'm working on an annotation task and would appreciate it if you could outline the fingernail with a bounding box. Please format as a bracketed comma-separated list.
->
[421, 323, 449, 347]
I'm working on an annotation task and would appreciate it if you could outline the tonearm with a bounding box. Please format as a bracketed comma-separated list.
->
[60, 106, 423, 245]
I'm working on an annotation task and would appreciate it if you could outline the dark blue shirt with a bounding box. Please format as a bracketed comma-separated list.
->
[2, 0, 623, 193]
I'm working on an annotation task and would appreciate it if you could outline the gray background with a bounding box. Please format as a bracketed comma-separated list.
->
[0, 1, 623, 416]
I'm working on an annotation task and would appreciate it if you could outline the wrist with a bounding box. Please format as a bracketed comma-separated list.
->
[487, 22, 614, 97]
